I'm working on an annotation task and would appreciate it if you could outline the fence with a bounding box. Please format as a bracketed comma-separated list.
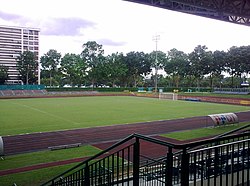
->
[41, 130, 250, 186]
[0, 85, 45, 90]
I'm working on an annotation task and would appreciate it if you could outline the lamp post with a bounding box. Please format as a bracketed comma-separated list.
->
[153, 35, 160, 92]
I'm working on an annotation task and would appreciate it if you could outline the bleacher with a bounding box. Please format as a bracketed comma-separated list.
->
[213, 88, 250, 95]
[0, 85, 47, 97]
[0, 89, 47, 97]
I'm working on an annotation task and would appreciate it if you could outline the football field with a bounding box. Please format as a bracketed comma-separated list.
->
[0, 96, 249, 136]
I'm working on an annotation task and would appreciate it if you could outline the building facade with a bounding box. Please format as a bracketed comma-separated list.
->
[0, 25, 40, 84]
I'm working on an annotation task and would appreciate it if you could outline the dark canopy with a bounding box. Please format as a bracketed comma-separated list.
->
[125, 0, 250, 26]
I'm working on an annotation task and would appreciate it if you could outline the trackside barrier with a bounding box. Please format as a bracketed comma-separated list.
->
[208, 112, 239, 126]
[41, 131, 250, 186]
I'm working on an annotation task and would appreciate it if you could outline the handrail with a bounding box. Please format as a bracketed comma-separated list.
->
[177, 131, 250, 149]
[41, 131, 250, 186]
[41, 133, 135, 186]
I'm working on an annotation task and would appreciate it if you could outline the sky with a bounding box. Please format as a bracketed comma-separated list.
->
[1, 0, 250, 57]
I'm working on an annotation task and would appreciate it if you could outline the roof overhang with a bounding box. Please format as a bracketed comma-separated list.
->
[124, 0, 250, 27]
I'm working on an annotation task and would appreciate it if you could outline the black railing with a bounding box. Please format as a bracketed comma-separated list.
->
[41, 132, 250, 186]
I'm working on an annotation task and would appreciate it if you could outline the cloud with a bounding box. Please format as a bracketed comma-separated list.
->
[97, 38, 126, 47]
[41, 17, 96, 36]
[0, 11, 21, 21]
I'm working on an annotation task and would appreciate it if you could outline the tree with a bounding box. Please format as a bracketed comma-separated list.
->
[60, 53, 87, 86]
[188, 45, 212, 88]
[16, 51, 38, 84]
[0, 65, 8, 85]
[209, 50, 227, 88]
[226, 45, 250, 87]
[164, 48, 189, 87]
[81, 41, 104, 68]
[81, 41, 105, 87]
[105, 53, 128, 87]
[124, 51, 151, 87]
[40, 49, 61, 87]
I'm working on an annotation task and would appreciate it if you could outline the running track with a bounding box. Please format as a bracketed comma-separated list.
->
[3, 111, 250, 156]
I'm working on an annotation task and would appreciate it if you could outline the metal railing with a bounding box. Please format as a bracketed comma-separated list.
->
[41, 132, 250, 186]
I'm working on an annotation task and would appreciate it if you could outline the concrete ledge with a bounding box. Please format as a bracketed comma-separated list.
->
[48, 143, 81, 151]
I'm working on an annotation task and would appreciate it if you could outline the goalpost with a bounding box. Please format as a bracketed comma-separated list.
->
[159, 92, 178, 100]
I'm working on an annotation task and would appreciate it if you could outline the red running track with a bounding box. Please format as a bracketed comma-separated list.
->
[3, 111, 250, 156]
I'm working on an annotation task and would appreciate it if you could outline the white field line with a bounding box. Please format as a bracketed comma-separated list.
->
[10, 101, 80, 125]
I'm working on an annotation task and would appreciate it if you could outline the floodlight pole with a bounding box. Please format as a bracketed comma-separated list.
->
[153, 35, 160, 92]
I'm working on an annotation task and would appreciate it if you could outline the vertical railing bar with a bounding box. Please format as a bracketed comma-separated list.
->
[193, 152, 197, 186]
[103, 159, 105, 184]
[107, 155, 110, 185]
[76, 170, 79, 184]
[122, 148, 125, 185]
[117, 151, 120, 183]
[98, 159, 101, 184]
[225, 145, 229, 186]
[247, 141, 250, 185]
[84, 165, 87, 185]
[69, 175, 71, 185]
[214, 146, 219, 186]
[180, 147, 189, 186]
[84, 162, 90, 186]
[76, 170, 78, 184]
[133, 137, 140, 186]
[127, 146, 130, 185]
[219, 146, 223, 186]
[231, 144, 234, 185]
[95, 161, 97, 185]
[73, 171, 75, 185]
[237, 142, 240, 186]
[78, 169, 80, 184]
[112, 154, 115, 185]
[200, 151, 204, 186]
[165, 147, 173, 186]
[241, 141, 245, 185]
[207, 149, 211, 186]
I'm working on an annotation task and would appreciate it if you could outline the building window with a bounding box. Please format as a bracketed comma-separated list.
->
[23, 29, 29, 34]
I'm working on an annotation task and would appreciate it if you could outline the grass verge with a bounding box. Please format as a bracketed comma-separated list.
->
[0, 145, 101, 185]
[0, 145, 100, 171]
[0, 163, 78, 186]
[161, 122, 250, 141]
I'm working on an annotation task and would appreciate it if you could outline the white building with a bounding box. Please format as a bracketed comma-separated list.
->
[0, 25, 40, 84]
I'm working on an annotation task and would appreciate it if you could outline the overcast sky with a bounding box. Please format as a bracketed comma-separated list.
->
[1, 0, 250, 57]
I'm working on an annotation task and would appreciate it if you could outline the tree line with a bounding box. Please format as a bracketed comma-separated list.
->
[1, 41, 250, 88]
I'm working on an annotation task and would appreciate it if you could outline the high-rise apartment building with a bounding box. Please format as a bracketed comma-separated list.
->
[0, 25, 40, 84]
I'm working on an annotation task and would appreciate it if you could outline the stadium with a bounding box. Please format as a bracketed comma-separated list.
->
[0, 85, 250, 185]
[1, 0, 250, 186]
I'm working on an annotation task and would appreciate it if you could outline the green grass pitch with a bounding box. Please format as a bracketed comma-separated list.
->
[0, 96, 249, 136]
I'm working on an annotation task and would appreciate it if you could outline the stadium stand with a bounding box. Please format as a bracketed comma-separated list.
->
[0, 85, 47, 97]
[0, 89, 47, 97]
[213, 88, 250, 95]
